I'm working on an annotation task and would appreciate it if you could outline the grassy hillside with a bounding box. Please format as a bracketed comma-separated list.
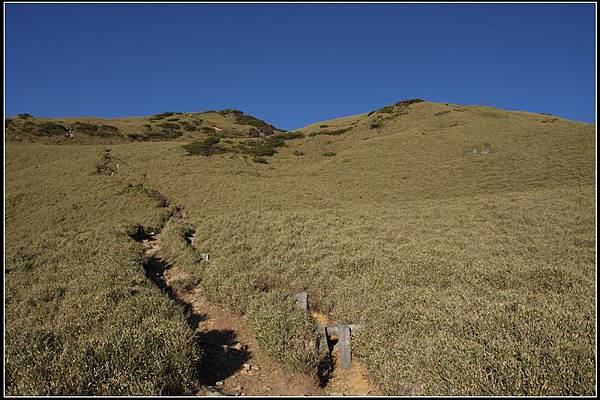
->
[4, 100, 596, 395]
[5, 109, 285, 144]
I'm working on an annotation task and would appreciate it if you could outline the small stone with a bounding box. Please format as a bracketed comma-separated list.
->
[251, 365, 260, 371]
[206, 391, 222, 397]
[215, 381, 224, 386]
[233, 342, 243, 351]
[243, 363, 251, 371]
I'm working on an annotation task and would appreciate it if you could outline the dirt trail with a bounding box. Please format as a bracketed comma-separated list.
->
[133, 185, 379, 396]
[143, 233, 324, 396]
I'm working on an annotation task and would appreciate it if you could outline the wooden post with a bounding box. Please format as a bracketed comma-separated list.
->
[291, 291, 308, 311]
[186, 235, 195, 247]
[338, 325, 352, 370]
[318, 326, 329, 354]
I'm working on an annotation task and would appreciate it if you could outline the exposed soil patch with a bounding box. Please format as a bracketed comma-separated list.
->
[141, 233, 206, 332]
[165, 268, 323, 396]
[130, 217, 377, 396]
[145, 189, 170, 208]
[96, 149, 117, 175]
[135, 225, 323, 396]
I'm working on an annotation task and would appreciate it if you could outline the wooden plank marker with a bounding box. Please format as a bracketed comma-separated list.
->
[291, 291, 308, 311]
[337, 325, 352, 370]
[322, 324, 362, 370]
[287, 291, 362, 371]
[186, 235, 195, 247]
[199, 253, 209, 261]
[318, 326, 330, 355]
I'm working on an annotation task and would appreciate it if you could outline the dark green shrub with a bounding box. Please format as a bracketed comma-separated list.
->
[127, 133, 149, 141]
[395, 98, 424, 107]
[17, 113, 33, 119]
[181, 136, 222, 156]
[157, 122, 181, 130]
[293, 150, 305, 156]
[156, 112, 176, 118]
[272, 131, 305, 140]
[370, 120, 384, 129]
[35, 122, 68, 136]
[148, 130, 183, 140]
[241, 139, 260, 148]
[308, 127, 352, 137]
[218, 109, 244, 116]
[369, 99, 425, 116]
[248, 127, 262, 137]
[71, 122, 120, 137]
[265, 135, 286, 146]
[207, 136, 223, 146]
[219, 109, 284, 136]
[236, 135, 287, 158]
[323, 152, 336, 157]
[167, 118, 180, 122]
[252, 156, 269, 164]
[251, 145, 277, 157]
[148, 112, 181, 121]
[379, 106, 395, 114]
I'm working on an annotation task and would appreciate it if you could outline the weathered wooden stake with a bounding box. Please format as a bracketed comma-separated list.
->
[321, 324, 362, 370]
[186, 235, 195, 247]
[291, 291, 308, 311]
[337, 325, 352, 370]
[318, 326, 329, 354]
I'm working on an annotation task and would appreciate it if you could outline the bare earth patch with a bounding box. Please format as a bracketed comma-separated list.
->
[146, 233, 323, 396]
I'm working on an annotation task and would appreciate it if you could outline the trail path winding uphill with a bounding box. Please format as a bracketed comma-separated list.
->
[142, 232, 325, 396]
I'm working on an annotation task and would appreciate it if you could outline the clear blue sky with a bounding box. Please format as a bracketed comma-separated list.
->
[5, 3, 596, 129]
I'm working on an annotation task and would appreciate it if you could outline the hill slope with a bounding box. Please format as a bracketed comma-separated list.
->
[5, 108, 285, 144]
[4, 100, 596, 396]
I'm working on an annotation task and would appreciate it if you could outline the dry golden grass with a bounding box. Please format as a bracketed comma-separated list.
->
[4, 100, 596, 395]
